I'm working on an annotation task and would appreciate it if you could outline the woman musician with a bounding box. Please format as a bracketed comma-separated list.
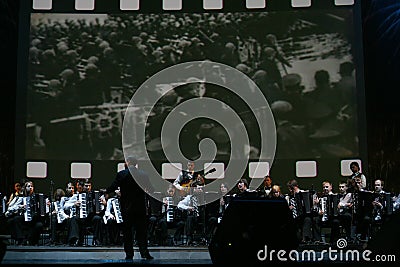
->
[204, 182, 231, 245]
[49, 188, 69, 245]
[6, 182, 23, 206]
[5, 189, 25, 245]
[60, 181, 81, 246]
[5, 181, 49, 245]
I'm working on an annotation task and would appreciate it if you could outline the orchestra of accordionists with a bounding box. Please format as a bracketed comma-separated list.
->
[2, 186, 114, 246]
[285, 190, 394, 222]
[283, 186, 397, 243]
[309, 191, 393, 219]
[3, 191, 106, 222]
[2, 179, 400, 247]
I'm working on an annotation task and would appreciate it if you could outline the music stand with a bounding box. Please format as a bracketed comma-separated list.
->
[203, 191, 219, 245]
[197, 189, 207, 245]
[47, 177, 55, 245]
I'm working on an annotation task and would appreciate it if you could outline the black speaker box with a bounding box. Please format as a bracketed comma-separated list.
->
[208, 196, 298, 265]
[367, 212, 400, 260]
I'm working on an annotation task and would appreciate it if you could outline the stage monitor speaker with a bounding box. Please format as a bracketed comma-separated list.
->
[208, 196, 298, 265]
[367, 212, 400, 260]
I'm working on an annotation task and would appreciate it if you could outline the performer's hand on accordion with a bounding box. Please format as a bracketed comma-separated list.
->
[188, 206, 195, 212]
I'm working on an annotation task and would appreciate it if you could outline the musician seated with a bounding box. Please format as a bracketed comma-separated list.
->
[147, 191, 164, 246]
[66, 179, 103, 246]
[103, 192, 123, 246]
[6, 181, 48, 246]
[286, 179, 313, 244]
[63, 180, 85, 246]
[83, 179, 103, 246]
[61, 182, 80, 246]
[205, 182, 230, 243]
[5, 190, 25, 245]
[313, 181, 335, 244]
[177, 186, 204, 246]
[372, 179, 386, 222]
[50, 188, 69, 245]
[156, 185, 182, 246]
[332, 182, 353, 243]
[234, 179, 257, 198]
[349, 177, 372, 242]
[258, 176, 273, 197]
[268, 185, 285, 199]
[6, 182, 23, 206]
[172, 160, 208, 246]
[315, 181, 354, 244]
[353, 179, 388, 242]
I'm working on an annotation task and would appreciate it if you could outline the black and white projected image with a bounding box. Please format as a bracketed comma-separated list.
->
[25, 10, 360, 161]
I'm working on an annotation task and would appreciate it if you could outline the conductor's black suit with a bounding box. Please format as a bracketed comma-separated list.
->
[106, 159, 153, 260]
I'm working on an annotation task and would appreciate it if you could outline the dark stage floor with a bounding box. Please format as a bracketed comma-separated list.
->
[2, 244, 212, 265]
[1, 240, 375, 266]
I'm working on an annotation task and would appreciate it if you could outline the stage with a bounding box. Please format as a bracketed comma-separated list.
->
[1, 238, 372, 265]
[2, 243, 212, 265]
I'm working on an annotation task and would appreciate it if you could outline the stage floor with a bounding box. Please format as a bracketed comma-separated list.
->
[2, 244, 212, 265]
[0, 238, 369, 265]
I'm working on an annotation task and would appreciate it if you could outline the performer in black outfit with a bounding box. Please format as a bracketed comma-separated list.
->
[106, 156, 153, 260]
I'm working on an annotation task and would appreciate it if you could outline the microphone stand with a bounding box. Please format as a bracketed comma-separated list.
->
[48, 178, 55, 245]
[50, 178, 55, 202]
[200, 190, 206, 245]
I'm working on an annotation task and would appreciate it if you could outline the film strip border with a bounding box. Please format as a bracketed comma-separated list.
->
[31, 0, 355, 12]
[22, 0, 363, 186]
[25, 159, 363, 180]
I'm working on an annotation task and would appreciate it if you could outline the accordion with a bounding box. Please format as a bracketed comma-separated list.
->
[295, 190, 315, 217]
[23, 193, 49, 221]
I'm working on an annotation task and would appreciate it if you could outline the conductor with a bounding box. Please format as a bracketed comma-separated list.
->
[106, 156, 153, 260]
